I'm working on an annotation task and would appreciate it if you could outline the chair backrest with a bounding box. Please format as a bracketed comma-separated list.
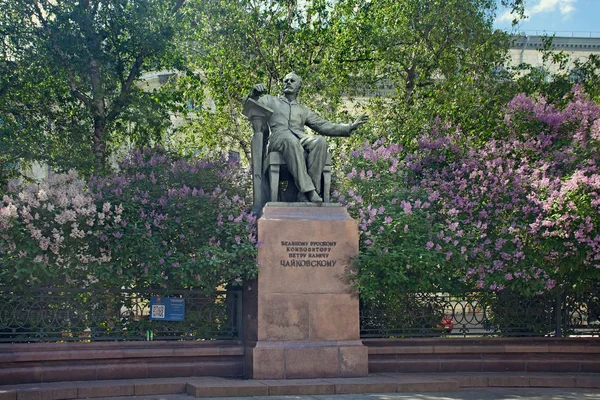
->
[242, 98, 273, 214]
[261, 123, 270, 163]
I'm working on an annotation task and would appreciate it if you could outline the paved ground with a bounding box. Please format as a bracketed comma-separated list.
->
[97, 388, 600, 400]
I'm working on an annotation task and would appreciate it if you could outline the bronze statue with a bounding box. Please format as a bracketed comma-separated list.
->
[243, 72, 367, 213]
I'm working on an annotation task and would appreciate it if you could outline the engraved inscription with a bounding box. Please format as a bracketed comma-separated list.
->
[280, 241, 338, 267]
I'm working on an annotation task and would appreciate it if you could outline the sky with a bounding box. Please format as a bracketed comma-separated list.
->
[494, 0, 600, 37]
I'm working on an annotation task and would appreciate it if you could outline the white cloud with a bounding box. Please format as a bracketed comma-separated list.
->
[559, 3, 575, 15]
[497, 0, 576, 23]
[530, 0, 560, 14]
[529, 0, 576, 17]
[497, 10, 514, 22]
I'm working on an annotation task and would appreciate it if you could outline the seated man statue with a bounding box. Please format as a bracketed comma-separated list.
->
[246, 72, 368, 203]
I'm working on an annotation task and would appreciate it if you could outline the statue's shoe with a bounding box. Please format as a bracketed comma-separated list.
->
[307, 190, 323, 203]
[297, 192, 309, 202]
[297, 190, 323, 203]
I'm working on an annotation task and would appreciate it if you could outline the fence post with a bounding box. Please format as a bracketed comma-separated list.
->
[554, 292, 562, 337]
[235, 290, 243, 340]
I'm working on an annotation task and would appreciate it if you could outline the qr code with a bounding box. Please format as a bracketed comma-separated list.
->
[151, 305, 165, 319]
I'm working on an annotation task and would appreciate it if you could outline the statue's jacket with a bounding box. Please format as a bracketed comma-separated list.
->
[254, 95, 352, 142]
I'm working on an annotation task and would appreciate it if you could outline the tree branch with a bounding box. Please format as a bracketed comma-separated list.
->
[106, 51, 147, 120]
[91, 0, 101, 18]
[339, 57, 379, 63]
[173, 0, 186, 13]
[0, 64, 18, 98]
[31, 1, 92, 106]
[249, 30, 280, 83]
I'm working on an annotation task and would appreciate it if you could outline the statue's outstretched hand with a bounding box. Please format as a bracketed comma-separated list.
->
[350, 113, 369, 132]
[250, 84, 268, 98]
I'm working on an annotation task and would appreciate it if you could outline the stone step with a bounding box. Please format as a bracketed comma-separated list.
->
[185, 375, 459, 397]
[369, 355, 600, 373]
[1, 373, 600, 399]
[0, 342, 245, 385]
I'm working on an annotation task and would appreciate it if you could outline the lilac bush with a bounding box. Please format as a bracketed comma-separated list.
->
[0, 171, 119, 287]
[0, 148, 258, 291]
[336, 87, 600, 298]
[89, 147, 258, 292]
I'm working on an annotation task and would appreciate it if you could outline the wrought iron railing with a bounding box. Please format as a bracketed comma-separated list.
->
[3, 286, 597, 341]
[360, 290, 600, 338]
[0, 287, 242, 343]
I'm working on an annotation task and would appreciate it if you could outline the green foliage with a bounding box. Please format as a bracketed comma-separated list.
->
[330, 0, 514, 149]
[334, 141, 468, 300]
[173, 0, 355, 160]
[1, 0, 530, 176]
[169, 0, 531, 169]
[513, 52, 600, 105]
[0, 0, 188, 175]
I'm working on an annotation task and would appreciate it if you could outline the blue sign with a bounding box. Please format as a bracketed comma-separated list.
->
[149, 296, 185, 321]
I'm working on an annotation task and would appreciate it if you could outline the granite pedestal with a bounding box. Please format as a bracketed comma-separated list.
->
[244, 203, 368, 379]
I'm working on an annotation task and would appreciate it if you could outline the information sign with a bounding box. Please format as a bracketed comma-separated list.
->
[149, 296, 185, 321]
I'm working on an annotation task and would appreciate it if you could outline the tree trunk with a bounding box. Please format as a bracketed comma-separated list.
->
[92, 119, 107, 172]
[404, 65, 416, 105]
[90, 59, 107, 172]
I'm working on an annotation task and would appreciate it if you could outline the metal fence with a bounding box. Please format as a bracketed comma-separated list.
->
[360, 290, 600, 338]
[3, 286, 598, 342]
[0, 287, 242, 343]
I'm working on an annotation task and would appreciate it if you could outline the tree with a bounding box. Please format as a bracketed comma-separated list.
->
[1, 0, 188, 176]
[173, 0, 358, 160]
[328, 0, 517, 147]
[513, 39, 600, 105]
[174, 0, 524, 160]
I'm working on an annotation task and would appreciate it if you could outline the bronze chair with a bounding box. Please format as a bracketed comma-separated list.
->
[263, 151, 332, 203]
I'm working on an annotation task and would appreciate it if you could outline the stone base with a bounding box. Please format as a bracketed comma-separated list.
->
[244, 203, 366, 379]
[245, 340, 368, 379]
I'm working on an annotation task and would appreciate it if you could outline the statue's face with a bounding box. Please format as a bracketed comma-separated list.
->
[282, 73, 302, 96]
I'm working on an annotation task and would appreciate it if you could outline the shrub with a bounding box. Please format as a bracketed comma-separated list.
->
[0, 148, 258, 292]
[0, 170, 117, 288]
[336, 88, 600, 300]
[88, 147, 258, 292]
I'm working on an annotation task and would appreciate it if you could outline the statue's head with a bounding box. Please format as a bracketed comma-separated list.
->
[282, 72, 302, 96]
